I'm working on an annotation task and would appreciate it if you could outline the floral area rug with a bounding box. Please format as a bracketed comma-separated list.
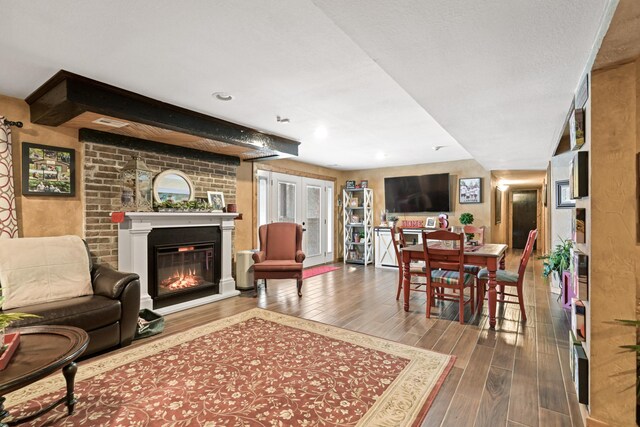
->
[6, 309, 454, 426]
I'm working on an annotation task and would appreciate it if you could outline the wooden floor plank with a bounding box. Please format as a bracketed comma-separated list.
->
[474, 366, 512, 427]
[509, 356, 539, 427]
[539, 408, 573, 427]
[421, 367, 463, 427]
[538, 352, 570, 415]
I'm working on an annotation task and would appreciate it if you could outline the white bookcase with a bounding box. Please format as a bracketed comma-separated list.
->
[343, 188, 373, 265]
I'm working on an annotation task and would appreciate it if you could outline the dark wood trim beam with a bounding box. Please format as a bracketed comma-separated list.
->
[26, 70, 299, 158]
[79, 128, 240, 166]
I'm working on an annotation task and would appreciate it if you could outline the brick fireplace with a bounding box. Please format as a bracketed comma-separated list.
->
[83, 140, 237, 268]
[82, 139, 240, 313]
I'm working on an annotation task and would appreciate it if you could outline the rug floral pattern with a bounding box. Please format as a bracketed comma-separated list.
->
[6, 309, 453, 426]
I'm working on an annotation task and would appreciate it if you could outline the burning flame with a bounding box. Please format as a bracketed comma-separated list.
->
[160, 268, 204, 290]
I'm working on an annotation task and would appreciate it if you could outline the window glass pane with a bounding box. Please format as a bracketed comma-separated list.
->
[258, 177, 268, 227]
[306, 186, 321, 257]
[327, 186, 333, 252]
[278, 182, 296, 222]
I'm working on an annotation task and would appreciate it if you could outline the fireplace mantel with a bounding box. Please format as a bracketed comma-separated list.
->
[118, 212, 239, 315]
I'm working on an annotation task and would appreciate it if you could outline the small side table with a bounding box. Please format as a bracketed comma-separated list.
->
[0, 326, 89, 426]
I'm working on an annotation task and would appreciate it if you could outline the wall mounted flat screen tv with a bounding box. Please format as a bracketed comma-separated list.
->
[384, 173, 451, 213]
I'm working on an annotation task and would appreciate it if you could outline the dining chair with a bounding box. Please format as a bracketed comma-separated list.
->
[391, 227, 427, 300]
[421, 230, 475, 324]
[477, 229, 537, 321]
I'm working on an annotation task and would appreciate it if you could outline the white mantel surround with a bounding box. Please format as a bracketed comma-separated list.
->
[118, 212, 240, 315]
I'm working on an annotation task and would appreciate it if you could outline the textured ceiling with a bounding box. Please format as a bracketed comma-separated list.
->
[0, 0, 614, 171]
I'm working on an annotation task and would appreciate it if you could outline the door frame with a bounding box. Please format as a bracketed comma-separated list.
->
[508, 187, 542, 249]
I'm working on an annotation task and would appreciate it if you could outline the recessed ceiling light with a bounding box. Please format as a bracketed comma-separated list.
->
[314, 126, 328, 139]
[212, 92, 233, 101]
[276, 115, 290, 124]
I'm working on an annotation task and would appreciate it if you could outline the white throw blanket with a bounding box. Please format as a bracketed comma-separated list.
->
[0, 235, 93, 310]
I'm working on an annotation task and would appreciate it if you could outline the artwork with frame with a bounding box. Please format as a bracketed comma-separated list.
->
[570, 107, 586, 151]
[207, 191, 225, 212]
[345, 180, 356, 189]
[425, 217, 437, 229]
[556, 180, 575, 208]
[459, 177, 482, 204]
[360, 180, 368, 188]
[495, 187, 502, 225]
[21, 142, 75, 196]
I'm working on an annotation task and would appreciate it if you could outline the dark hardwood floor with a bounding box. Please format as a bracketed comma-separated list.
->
[117, 251, 582, 427]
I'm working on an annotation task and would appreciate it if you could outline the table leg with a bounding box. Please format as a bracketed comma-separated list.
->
[403, 255, 411, 312]
[487, 258, 498, 328]
[63, 362, 78, 415]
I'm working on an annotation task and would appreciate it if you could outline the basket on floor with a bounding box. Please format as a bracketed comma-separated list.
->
[134, 309, 165, 339]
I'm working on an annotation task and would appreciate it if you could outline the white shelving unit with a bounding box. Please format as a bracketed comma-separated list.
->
[343, 188, 373, 265]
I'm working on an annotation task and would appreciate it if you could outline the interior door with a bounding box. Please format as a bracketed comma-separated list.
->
[512, 190, 538, 249]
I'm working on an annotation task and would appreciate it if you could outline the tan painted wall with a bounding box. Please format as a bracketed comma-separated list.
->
[587, 59, 638, 426]
[0, 94, 83, 237]
[344, 159, 492, 239]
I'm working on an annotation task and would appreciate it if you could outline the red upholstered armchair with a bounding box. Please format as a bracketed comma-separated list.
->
[252, 223, 306, 297]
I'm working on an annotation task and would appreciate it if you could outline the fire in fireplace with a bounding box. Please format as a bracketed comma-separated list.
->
[156, 244, 214, 296]
[148, 226, 222, 309]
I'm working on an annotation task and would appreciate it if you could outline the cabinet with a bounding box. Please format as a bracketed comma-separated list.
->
[374, 228, 426, 268]
[343, 188, 373, 265]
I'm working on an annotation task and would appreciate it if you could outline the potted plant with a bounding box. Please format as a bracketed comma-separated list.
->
[459, 212, 474, 241]
[539, 238, 573, 294]
[0, 294, 40, 352]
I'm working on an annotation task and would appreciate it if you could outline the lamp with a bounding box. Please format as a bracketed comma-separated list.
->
[119, 155, 153, 211]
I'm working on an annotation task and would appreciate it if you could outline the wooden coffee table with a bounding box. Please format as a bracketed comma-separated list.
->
[0, 326, 89, 426]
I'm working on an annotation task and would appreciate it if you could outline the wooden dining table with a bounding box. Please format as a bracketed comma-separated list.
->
[401, 242, 508, 328]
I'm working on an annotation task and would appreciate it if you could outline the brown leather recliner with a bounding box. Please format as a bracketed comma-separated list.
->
[4, 248, 140, 358]
[252, 223, 306, 297]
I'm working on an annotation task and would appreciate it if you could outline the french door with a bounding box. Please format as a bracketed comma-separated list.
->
[257, 170, 334, 267]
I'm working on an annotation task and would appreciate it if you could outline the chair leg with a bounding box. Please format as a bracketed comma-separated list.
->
[297, 279, 303, 297]
[396, 269, 402, 300]
[470, 283, 475, 314]
[426, 283, 432, 318]
[264, 279, 267, 289]
[253, 279, 259, 298]
[459, 289, 465, 325]
[517, 284, 527, 322]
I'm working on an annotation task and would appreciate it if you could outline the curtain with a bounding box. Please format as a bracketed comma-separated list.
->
[0, 117, 18, 238]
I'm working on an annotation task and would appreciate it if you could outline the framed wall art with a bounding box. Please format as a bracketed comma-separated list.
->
[459, 177, 482, 204]
[556, 180, 575, 209]
[21, 142, 75, 196]
[207, 191, 225, 212]
[495, 187, 502, 225]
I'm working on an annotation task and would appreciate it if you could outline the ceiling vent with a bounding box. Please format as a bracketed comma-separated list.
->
[92, 117, 129, 128]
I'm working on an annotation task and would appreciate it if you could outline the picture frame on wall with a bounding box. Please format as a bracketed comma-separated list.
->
[207, 191, 225, 212]
[425, 216, 437, 228]
[459, 177, 482, 204]
[556, 180, 575, 208]
[21, 142, 76, 197]
[570, 107, 586, 151]
[495, 187, 502, 225]
[345, 180, 356, 189]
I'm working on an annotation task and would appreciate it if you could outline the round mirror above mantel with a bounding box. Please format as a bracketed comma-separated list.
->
[153, 169, 195, 203]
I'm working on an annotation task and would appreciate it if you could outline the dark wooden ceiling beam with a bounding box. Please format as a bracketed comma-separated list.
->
[25, 70, 299, 158]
